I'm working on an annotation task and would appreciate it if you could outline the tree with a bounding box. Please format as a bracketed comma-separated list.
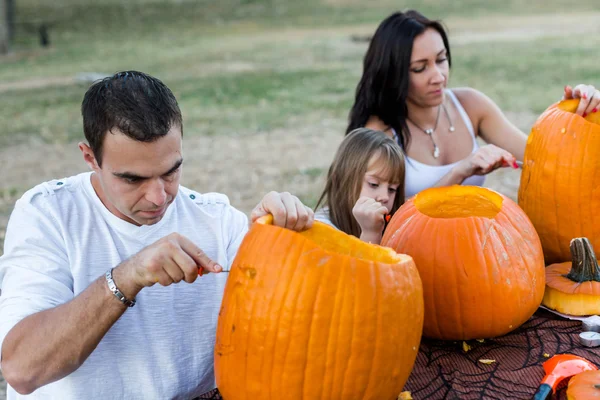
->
[0, 0, 8, 54]
[7, 0, 14, 41]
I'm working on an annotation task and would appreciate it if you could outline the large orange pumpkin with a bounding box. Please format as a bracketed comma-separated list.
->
[381, 185, 545, 340]
[567, 370, 600, 399]
[215, 215, 424, 400]
[518, 99, 600, 264]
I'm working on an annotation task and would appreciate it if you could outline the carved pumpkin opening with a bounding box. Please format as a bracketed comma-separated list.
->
[413, 185, 503, 219]
[256, 214, 408, 264]
[557, 99, 600, 125]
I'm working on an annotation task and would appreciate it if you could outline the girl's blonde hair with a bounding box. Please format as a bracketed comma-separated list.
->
[316, 128, 405, 237]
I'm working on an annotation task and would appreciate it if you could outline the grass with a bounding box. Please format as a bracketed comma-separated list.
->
[2, 28, 599, 147]
[1, 0, 599, 241]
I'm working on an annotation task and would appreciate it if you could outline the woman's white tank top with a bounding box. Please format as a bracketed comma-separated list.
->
[394, 89, 485, 199]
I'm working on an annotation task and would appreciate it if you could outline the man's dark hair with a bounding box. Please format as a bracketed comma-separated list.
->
[81, 70, 183, 166]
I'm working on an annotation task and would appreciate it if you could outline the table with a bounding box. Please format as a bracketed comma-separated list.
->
[403, 309, 600, 399]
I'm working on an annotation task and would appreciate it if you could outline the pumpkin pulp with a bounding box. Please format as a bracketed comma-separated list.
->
[543, 237, 600, 315]
[414, 185, 503, 219]
[256, 214, 408, 264]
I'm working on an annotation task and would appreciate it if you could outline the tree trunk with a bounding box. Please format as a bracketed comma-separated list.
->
[0, 0, 8, 55]
[6, 0, 14, 41]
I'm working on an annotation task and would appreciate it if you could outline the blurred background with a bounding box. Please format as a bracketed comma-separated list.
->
[0, 0, 599, 396]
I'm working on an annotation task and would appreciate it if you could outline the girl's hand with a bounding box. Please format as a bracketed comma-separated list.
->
[563, 84, 600, 117]
[352, 196, 388, 244]
[452, 144, 517, 180]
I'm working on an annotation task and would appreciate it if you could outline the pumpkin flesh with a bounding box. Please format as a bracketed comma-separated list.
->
[215, 215, 424, 400]
[382, 185, 545, 340]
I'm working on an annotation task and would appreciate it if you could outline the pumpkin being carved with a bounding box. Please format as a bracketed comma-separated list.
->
[518, 98, 600, 264]
[543, 237, 600, 316]
[215, 215, 424, 400]
[382, 185, 545, 340]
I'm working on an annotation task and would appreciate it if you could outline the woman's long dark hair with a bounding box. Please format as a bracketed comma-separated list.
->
[346, 10, 451, 151]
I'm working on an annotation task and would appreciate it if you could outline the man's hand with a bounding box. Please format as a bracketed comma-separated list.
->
[250, 191, 314, 231]
[113, 233, 223, 297]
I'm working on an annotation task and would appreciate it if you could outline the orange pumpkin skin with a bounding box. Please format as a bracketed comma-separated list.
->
[215, 216, 424, 400]
[382, 186, 545, 340]
[518, 99, 600, 264]
[567, 370, 600, 399]
[543, 238, 600, 315]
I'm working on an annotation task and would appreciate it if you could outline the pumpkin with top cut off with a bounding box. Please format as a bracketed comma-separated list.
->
[215, 215, 424, 400]
[382, 185, 545, 340]
[518, 98, 600, 264]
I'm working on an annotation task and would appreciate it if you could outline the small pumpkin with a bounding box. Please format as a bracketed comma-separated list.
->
[518, 98, 600, 264]
[215, 215, 424, 400]
[567, 370, 600, 399]
[542, 237, 600, 315]
[382, 185, 545, 340]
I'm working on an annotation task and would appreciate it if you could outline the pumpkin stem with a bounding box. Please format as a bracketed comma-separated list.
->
[565, 238, 600, 282]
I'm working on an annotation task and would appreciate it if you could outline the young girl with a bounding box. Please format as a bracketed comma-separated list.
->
[315, 128, 405, 244]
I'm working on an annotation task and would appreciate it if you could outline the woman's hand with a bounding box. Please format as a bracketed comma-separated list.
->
[352, 196, 388, 244]
[452, 144, 518, 180]
[563, 84, 600, 117]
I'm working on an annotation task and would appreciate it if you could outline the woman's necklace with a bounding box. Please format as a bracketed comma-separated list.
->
[407, 102, 455, 159]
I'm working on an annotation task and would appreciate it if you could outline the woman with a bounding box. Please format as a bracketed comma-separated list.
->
[347, 10, 600, 199]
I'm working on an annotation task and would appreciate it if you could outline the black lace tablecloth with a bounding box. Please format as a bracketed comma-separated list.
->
[403, 309, 600, 399]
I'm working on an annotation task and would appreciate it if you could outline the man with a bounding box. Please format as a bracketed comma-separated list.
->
[0, 71, 313, 399]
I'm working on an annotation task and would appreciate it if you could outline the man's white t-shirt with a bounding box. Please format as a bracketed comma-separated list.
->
[314, 207, 339, 230]
[0, 172, 249, 399]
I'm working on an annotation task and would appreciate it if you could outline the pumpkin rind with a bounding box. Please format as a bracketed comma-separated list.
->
[542, 237, 600, 315]
[567, 370, 600, 399]
[518, 99, 600, 264]
[382, 185, 545, 340]
[215, 217, 424, 400]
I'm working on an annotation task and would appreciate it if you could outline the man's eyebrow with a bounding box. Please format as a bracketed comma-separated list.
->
[410, 49, 446, 65]
[164, 158, 184, 175]
[113, 158, 183, 180]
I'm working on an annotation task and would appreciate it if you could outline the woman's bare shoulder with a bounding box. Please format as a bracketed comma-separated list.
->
[450, 87, 497, 119]
[451, 87, 489, 106]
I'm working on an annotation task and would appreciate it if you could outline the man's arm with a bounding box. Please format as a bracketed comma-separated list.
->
[1, 268, 136, 394]
[1, 233, 221, 395]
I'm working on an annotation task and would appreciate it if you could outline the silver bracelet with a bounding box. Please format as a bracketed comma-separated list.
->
[105, 268, 136, 307]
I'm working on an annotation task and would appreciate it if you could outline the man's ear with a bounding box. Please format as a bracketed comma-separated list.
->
[78, 142, 100, 172]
